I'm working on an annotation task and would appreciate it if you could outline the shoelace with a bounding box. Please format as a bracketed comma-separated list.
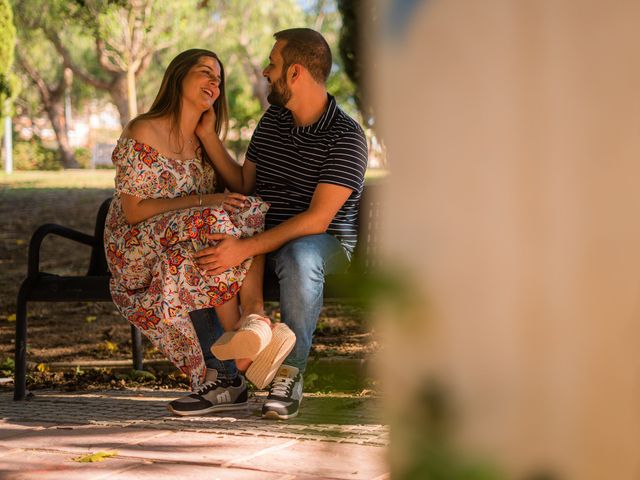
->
[194, 379, 224, 396]
[270, 376, 295, 397]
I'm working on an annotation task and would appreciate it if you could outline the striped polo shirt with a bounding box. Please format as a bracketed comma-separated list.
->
[246, 94, 368, 254]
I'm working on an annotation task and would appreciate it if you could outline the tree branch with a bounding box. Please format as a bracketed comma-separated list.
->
[96, 35, 127, 73]
[313, 0, 327, 31]
[15, 46, 53, 105]
[130, 0, 154, 59]
[44, 27, 113, 90]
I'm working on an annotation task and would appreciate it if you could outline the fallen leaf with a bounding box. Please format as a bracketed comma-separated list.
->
[101, 340, 118, 353]
[6, 314, 16, 322]
[36, 363, 49, 373]
[15, 239, 25, 245]
[71, 451, 118, 463]
[85, 315, 97, 323]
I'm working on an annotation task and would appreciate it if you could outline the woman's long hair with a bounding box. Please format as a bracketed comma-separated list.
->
[133, 49, 229, 160]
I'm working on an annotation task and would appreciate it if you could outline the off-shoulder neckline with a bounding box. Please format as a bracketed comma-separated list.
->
[117, 137, 201, 162]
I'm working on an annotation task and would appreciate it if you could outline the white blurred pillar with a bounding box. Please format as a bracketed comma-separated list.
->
[3, 108, 11, 174]
[373, 0, 640, 478]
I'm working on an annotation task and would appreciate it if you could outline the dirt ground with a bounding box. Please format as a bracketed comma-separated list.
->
[0, 183, 377, 389]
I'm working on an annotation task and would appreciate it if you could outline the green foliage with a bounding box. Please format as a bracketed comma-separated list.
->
[115, 369, 156, 382]
[304, 0, 358, 119]
[74, 147, 92, 168]
[12, 28, 67, 119]
[11, 0, 364, 159]
[0, 357, 15, 376]
[12, 140, 62, 170]
[0, 0, 16, 111]
[206, 0, 305, 128]
[0, 0, 15, 76]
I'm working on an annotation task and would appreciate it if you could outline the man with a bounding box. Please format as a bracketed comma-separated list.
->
[170, 28, 368, 419]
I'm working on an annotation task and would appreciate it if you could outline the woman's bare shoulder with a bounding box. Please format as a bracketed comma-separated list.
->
[120, 118, 160, 145]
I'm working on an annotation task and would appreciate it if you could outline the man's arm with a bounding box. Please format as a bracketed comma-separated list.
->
[193, 183, 353, 274]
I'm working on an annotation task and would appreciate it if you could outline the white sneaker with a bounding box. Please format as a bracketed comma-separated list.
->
[261, 365, 303, 420]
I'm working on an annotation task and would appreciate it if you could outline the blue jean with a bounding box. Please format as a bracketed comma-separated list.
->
[189, 308, 238, 381]
[268, 234, 350, 373]
[191, 233, 350, 378]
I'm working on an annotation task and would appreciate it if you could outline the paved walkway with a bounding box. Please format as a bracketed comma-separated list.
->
[0, 389, 389, 479]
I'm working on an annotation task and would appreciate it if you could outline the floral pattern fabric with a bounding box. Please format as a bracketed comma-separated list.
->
[104, 138, 268, 389]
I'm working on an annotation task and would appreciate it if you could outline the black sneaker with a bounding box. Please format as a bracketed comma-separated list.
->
[168, 370, 248, 416]
[261, 365, 303, 420]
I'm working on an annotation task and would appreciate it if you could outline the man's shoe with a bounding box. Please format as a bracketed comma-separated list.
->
[261, 365, 303, 420]
[167, 370, 248, 416]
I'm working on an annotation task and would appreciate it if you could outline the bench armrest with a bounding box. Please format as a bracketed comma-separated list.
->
[27, 224, 96, 277]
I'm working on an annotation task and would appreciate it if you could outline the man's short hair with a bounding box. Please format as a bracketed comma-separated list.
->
[274, 28, 332, 84]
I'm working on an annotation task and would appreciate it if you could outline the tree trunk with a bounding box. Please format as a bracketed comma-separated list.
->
[19, 59, 80, 169]
[249, 64, 269, 111]
[110, 74, 131, 127]
[126, 67, 138, 121]
[46, 102, 79, 168]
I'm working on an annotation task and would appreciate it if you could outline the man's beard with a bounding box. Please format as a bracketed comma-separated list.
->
[267, 76, 292, 107]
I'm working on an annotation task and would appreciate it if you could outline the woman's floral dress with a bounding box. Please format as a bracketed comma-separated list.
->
[104, 138, 268, 389]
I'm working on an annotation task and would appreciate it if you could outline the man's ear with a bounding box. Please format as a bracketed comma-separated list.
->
[289, 64, 302, 82]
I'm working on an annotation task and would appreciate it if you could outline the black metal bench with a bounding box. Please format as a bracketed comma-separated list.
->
[14, 183, 382, 401]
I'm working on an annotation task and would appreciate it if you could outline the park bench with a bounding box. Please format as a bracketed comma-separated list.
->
[13, 183, 382, 401]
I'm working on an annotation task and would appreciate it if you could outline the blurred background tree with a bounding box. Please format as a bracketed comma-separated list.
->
[12, 14, 79, 168]
[15, 0, 204, 127]
[8, 0, 371, 168]
[337, 0, 385, 168]
[337, 0, 368, 124]
[0, 0, 17, 116]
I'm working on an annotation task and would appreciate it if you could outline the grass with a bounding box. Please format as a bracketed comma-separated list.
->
[0, 168, 387, 190]
[0, 170, 116, 189]
[364, 168, 389, 181]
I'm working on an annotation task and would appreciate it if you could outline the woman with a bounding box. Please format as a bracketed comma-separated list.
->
[104, 49, 293, 391]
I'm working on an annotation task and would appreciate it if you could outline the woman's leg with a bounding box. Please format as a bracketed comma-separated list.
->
[238, 254, 267, 320]
[213, 253, 268, 330]
[214, 295, 241, 332]
[213, 298, 253, 371]
[238, 255, 271, 370]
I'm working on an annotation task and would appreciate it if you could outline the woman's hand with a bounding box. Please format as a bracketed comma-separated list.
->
[201, 192, 249, 212]
[196, 107, 216, 140]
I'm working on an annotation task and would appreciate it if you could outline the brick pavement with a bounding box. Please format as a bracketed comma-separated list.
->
[0, 389, 389, 479]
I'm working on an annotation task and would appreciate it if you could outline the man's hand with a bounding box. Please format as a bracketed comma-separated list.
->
[196, 107, 216, 140]
[193, 233, 251, 274]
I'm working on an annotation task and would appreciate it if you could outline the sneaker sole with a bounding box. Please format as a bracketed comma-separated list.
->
[210, 315, 272, 361]
[262, 409, 299, 420]
[245, 324, 296, 390]
[167, 401, 248, 417]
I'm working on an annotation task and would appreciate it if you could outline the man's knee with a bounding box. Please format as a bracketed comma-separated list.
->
[274, 235, 327, 279]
